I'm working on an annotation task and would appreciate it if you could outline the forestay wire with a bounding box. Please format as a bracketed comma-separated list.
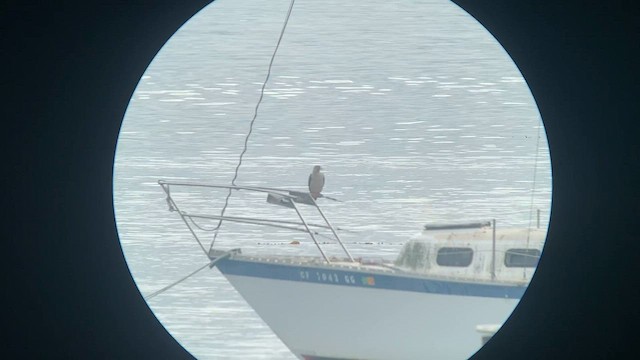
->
[145, 1, 298, 301]
[208, 0, 298, 254]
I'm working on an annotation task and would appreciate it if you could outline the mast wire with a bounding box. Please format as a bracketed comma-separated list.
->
[526, 122, 543, 248]
[208, 0, 298, 254]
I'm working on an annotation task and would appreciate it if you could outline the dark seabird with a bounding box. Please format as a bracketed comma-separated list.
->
[308, 165, 325, 200]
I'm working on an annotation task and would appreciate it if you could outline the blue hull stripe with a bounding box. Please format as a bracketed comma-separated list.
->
[216, 258, 526, 299]
[302, 356, 359, 360]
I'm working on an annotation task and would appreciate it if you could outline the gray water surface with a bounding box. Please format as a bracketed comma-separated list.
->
[114, 0, 552, 358]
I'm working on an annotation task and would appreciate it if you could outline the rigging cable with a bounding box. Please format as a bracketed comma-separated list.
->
[186, 214, 219, 232]
[144, 251, 234, 301]
[526, 121, 543, 248]
[208, 0, 298, 255]
[144, 262, 212, 301]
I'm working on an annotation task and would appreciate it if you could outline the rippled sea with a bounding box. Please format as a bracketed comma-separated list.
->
[113, 0, 552, 358]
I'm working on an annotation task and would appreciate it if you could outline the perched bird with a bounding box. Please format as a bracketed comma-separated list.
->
[308, 165, 325, 200]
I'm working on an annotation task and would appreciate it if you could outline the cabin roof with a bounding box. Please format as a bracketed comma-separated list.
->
[421, 227, 547, 242]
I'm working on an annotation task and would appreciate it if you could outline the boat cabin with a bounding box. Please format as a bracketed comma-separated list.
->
[394, 222, 545, 283]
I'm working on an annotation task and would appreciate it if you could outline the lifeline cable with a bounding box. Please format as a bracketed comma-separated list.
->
[208, 0, 297, 254]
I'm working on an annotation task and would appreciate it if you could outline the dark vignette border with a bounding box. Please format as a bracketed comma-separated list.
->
[3, 0, 638, 358]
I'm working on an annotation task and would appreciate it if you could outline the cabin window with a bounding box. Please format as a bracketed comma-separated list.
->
[436, 247, 473, 267]
[504, 248, 541, 268]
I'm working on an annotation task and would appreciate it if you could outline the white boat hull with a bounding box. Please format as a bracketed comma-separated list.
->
[218, 259, 521, 360]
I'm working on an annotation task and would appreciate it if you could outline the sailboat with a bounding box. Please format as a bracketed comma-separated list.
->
[158, 181, 544, 360]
